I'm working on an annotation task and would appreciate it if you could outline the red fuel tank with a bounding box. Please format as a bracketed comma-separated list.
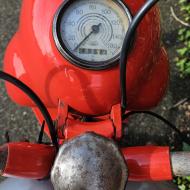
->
[4, 0, 169, 116]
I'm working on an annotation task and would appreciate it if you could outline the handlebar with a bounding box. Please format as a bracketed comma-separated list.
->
[171, 152, 190, 177]
[122, 146, 172, 181]
[122, 147, 190, 181]
[0, 142, 56, 179]
[1, 143, 190, 181]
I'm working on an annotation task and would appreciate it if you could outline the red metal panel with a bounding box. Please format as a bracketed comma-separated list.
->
[2, 143, 56, 179]
[4, 0, 169, 116]
[122, 146, 173, 181]
[63, 119, 114, 139]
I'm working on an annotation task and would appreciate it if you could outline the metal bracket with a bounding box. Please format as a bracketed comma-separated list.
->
[56, 99, 68, 139]
[111, 104, 122, 139]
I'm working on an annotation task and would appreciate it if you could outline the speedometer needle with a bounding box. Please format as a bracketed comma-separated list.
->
[74, 23, 101, 51]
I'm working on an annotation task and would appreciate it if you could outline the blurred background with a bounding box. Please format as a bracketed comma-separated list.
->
[0, 0, 190, 189]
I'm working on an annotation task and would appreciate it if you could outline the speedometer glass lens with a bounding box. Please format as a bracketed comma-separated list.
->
[53, 0, 132, 70]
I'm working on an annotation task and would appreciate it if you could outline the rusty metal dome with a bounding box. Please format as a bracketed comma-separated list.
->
[51, 132, 128, 190]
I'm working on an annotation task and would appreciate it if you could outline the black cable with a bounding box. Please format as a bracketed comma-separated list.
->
[123, 111, 190, 145]
[38, 120, 45, 144]
[0, 71, 59, 151]
[120, 0, 160, 112]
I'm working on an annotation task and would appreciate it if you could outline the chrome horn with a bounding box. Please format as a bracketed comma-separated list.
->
[51, 133, 128, 190]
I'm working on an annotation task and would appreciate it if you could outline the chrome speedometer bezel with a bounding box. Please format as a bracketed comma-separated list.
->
[53, 0, 132, 70]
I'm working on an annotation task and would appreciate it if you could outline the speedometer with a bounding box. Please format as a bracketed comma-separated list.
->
[53, 0, 132, 70]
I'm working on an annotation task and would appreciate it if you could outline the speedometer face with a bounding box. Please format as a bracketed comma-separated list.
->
[53, 0, 132, 70]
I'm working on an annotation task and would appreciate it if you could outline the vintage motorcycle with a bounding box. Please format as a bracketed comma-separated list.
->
[0, 0, 189, 189]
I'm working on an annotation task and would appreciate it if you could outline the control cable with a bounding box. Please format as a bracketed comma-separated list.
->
[0, 71, 59, 151]
[120, 0, 160, 112]
[120, 0, 190, 146]
[123, 111, 190, 146]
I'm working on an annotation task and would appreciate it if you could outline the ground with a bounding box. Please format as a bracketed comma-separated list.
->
[0, 0, 190, 183]
[0, 0, 39, 145]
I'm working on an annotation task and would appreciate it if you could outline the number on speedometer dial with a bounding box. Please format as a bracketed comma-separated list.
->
[53, 0, 132, 70]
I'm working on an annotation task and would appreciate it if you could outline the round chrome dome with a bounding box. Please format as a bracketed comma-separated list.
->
[51, 132, 128, 190]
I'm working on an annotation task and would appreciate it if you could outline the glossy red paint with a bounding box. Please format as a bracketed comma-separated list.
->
[32, 105, 116, 140]
[122, 146, 173, 181]
[1, 143, 56, 179]
[1, 0, 173, 183]
[63, 118, 115, 139]
[1, 143, 173, 181]
[4, 0, 169, 116]
[34, 103, 122, 140]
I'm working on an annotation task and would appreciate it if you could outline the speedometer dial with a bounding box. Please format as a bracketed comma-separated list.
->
[53, 0, 132, 70]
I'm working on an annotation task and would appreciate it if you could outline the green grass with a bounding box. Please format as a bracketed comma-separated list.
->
[175, 0, 190, 76]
